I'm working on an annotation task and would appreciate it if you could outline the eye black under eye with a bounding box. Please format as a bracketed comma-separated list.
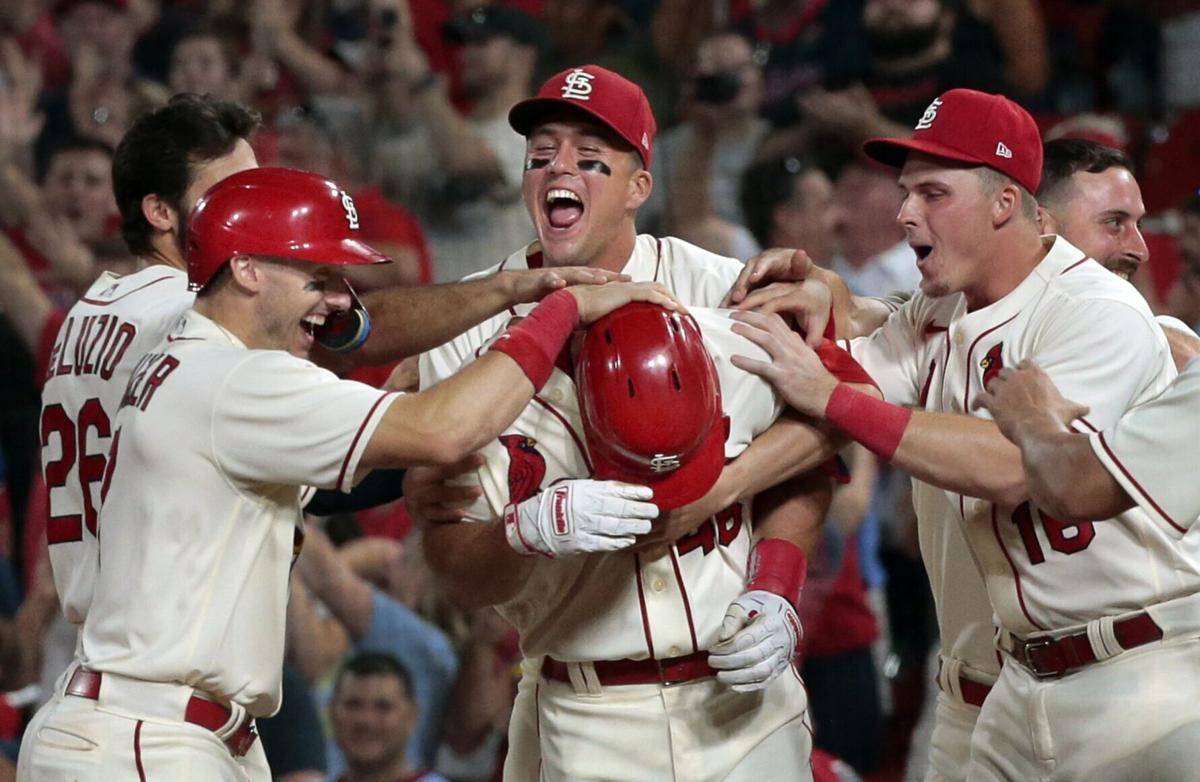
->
[525, 158, 550, 170]
[579, 160, 612, 176]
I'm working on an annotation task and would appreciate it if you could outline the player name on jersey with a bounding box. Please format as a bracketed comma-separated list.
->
[119, 352, 180, 413]
[45, 313, 138, 382]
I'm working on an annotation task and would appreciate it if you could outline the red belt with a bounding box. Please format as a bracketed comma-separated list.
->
[936, 659, 993, 707]
[1007, 612, 1163, 679]
[66, 669, 258, 757]
[542, 651, 716, 687]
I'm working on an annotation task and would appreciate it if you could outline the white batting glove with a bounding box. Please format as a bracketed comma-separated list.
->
[707, 590, 802, 692]
[503, 480, 658, 557]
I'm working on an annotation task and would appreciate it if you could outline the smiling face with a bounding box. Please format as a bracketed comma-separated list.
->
[252, 259, 353, 359]
[331, 672, 415, 773]
[896, 153, 999, 303]
[1043, 167, 1148, 281]
[43, 148, 115, 243]
[522, 117, 651, 269]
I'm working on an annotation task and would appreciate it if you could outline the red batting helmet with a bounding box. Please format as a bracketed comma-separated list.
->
[576, 303, 730, 510]
[186, 167, 390, 292]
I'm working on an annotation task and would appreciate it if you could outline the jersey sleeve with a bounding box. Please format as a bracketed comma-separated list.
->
[1029, 298, 1172, 432]
[212, 353, 398, 493]
[1088, 363, 1200, 537]
[845, 302, 925, 406]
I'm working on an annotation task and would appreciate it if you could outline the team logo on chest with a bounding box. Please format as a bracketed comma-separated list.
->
[979, 342, 1004, 388]
[501, 435, 547, 504]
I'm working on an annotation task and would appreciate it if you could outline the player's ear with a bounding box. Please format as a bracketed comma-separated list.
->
[625, 163, 652, 211]
[1037, 204, 1057, 235]
[142, 193, 178, 234]
[227, 254, 263, 292]
[991, 182, 1020, 228]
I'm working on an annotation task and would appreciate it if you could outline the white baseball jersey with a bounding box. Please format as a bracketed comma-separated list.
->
[79, 310, 397, 717]
[847, 236, 1193, 647]
[1089, 355, 1200, 535]
[421, 236, 775, 660]
[40, 266, 195, 624]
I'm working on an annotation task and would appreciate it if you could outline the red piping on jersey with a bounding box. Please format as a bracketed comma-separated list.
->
[633, 553, 657, 658]
[918, 359, 937, 408]
[990, 505, 1047, 631]
[1073, 416, 1099, 433]
[667, 549, 700, 654]
[134, 720, 147, 781]
[531, 395, 594, 474]
[962, 314, 1019, 413]
[534, 679, 544, 780]
[336, 392, 395, 489]
[80, 275, 177, 306]
[1097, 432, 1186, 534]
[1059, 255, 1090, 275]
[653, 239, 663, 281]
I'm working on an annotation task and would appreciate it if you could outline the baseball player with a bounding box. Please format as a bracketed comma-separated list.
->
[18, 166, 671, 781]
[413, 65, 877, 781]
[728, 133, 1200, 780]
[729, 88, 1192, 782]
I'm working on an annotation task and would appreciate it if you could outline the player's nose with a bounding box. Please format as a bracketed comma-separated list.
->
[326, 283, 352, 312]
[1126, 227, 1149, 265]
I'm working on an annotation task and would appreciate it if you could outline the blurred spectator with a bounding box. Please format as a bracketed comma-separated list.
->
[167, 19, 271, 105]
[829, 157, 920, 295]
[539, 0, 674, 128]
[330, 651, 449, 782]
[373, 5, 541, 282]
[642, 30, 768, 236]
[270, 103, 433, 286]
[295, 523, 459, 773]
[36, 0, 167, 169]
[739, 154, 840, 266]
[731, 0, 869, 124]
[1167, 192, 1200, 331]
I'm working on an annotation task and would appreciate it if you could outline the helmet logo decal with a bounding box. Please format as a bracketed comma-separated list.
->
[649, 454, 681, 473]
[341, 192, 360, 230]
[561, 68, 595, 101]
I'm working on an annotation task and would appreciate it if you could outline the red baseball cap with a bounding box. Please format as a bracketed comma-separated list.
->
[863, 89, 1042, 194]
[508, 65, 656, 168]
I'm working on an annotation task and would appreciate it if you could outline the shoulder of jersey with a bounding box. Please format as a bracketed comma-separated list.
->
[1052, 257, 1149, 308]
[659, 236, 743, 274]
[82, 265, 189, 304]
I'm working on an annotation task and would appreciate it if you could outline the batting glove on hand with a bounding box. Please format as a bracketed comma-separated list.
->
[504, 480, 658, 557]
[707, 590, 802, 692]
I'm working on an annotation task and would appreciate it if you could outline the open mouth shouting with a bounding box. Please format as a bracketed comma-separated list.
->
[545, 187, 584, 231]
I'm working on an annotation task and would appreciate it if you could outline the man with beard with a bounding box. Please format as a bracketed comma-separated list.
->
[374, 5, 547, 282]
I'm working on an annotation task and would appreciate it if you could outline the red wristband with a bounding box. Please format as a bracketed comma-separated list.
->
[746, 538, 807, 609]
[488, 290, 579, 391]
[824, 383, 911, 462]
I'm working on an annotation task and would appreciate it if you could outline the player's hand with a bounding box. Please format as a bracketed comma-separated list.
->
[730, 310, 839, 417]
[568, 281, 685, 325]
[500, 267, 631, 305]
[721, 248, 815, 307]
[974, 360, 1090, 445]
[403, 454, 485, 524]
[732, 280, 833, 347]
[504, 480, 658, 557]
[708, 590, 802, 692]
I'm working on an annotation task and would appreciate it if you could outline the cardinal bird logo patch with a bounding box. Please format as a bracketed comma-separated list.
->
[979, 343, 1004, 388]
[501, 435, 547, 504]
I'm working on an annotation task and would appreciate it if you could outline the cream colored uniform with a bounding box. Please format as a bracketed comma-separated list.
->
[39, 266, 194, 625]
[20, 310, 397, 781]
[846, 236, 1200, 781]
[421, 236, 813, 782]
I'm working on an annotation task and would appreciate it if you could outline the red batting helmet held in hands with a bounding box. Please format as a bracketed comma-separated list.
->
[576, 303, 730, 511]
[186, 167, 390, 292]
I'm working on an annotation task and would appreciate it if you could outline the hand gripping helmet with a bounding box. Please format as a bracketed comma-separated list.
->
[186, 167, 389, 293]
[576, 302, 730, 510]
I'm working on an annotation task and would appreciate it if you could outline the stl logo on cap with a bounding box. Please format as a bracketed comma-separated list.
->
[915, 97, 943, 131]
[561, 68, 596, 101]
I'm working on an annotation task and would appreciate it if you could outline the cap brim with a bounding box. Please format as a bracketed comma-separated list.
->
[593, 416, 728, 512]
[862, 137, 989, 171]
[303, 238, 392, 267]
[509, 97, 636, 153]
